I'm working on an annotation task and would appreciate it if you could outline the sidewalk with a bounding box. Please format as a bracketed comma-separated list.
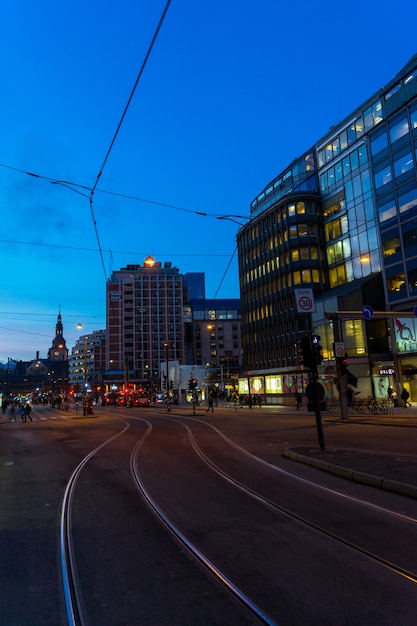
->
[277, 403, 417, 500]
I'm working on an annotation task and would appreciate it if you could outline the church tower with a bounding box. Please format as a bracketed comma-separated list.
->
[48, 311, 68, 361]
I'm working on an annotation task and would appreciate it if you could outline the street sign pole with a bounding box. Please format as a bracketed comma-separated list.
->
[306, 310, 325, 451]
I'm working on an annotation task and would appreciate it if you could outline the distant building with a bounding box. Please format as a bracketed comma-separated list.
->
[1, 313, 71, 397]
[68, 330, 106, 394]
[184, 298, 242, 395]
[183, 272, 206, 300]
[47, 311, 68, 361]
[46, 311, 69, 392]
[106, 256, 185, 387]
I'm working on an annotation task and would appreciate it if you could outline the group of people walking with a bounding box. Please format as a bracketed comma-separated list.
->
[6, 402, 32, 422]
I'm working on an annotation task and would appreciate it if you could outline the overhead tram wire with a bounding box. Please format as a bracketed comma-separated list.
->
[88, 0, 173, 284]
[0, 161, 251, 223]
[210, 245, 238, 302]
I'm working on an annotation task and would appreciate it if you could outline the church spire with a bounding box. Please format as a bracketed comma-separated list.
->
[48, 311, 68, 361]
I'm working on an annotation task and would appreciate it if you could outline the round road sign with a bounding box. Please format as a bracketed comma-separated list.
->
[305, 381, 325, 401]
[298, 295, 314, 312]
[362, 305, 374, 320]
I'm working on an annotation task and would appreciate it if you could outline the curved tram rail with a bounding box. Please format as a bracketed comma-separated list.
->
[172, 416, 417, 584]
[59, 421, 131, 626]
[59, 412, 417, 625]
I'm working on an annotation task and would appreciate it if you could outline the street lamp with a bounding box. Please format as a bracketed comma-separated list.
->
[77, 323, 88, 415]
[163, 342, 170, 392]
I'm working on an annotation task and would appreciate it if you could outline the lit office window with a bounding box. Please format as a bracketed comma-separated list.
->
[387, 272, 406, 292]
[382, 236, 400, 258]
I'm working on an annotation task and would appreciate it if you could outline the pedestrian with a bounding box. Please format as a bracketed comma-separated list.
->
[207, 391, 214, 413]
[347, 387, 354, 406]
[165, 392, 172, 412]
[296, 392, 302, 410]
[9, 404, 16, 422]
[19, 404, 25, 422]
[401, 387, 411, 408]
[24, 404, 32, 421]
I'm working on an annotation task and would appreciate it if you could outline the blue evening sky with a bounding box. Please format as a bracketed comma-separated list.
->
[1, 0, 416, 361]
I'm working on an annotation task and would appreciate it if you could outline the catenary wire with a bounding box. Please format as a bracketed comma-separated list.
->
[0, 161, 250, 221]
[88, 0, 173, 290]
[0, 238, 234, 257]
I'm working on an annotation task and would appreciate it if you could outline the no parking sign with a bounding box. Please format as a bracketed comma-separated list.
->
[294, 288, 316, 314]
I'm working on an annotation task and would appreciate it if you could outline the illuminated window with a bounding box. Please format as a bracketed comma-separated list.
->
[345, 320, 366, 354]
[383, 236, 400, 257]
[387, 272, 406, 292]
[329, 264, 348, 288]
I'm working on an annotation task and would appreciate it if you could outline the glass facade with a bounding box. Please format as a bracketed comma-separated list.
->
[237, 53, 417, 403]
[372, 101, 417, 305]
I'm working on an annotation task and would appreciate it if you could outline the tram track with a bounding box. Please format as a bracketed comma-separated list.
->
[129, 419, 276, 626]
[59, 420, 131, 626]
[58, 411, 417, 625]
[128, 413, 417, 620]
[173, 417, 417, 584]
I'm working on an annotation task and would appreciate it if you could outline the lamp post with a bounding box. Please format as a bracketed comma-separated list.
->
[77, 323, 88, 415]
[163, 342, 169, 392]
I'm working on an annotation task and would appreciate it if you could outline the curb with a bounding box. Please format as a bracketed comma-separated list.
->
[282, 449, 417, 500]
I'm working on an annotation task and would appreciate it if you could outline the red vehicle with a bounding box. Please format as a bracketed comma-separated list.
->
[133, 389, 151, 406]
[104, 389, 151, 407]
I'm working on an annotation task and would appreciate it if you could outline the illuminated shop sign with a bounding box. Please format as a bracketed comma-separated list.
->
[379, 367, 395, 376]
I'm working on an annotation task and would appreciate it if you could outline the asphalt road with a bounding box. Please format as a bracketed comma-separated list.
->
[1, 403, 417, 625]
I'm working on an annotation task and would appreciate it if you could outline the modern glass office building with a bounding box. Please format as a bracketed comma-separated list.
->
[237, 53, 417, 403]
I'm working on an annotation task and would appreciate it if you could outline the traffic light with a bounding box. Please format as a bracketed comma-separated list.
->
[162, 379, 167, 390]
[339, 355, 349, 376]
[312, 335, 323, 365]
[337, 354, 358, 387]
[188, 378, 198, 390]
[298, 336, 313, 368]
[170, 380, 173, 389]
